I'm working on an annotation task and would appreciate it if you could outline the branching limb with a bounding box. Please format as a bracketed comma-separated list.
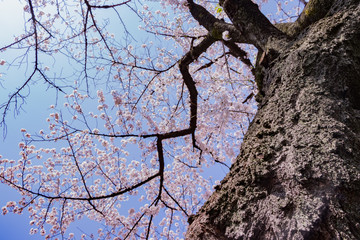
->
[164, 187, 189, 217]
[186, 0, 247, 43]
[194, 53, 227, 72]
[220, 0, 288, 51]
[283, 0, 336, 37]
[223, 41, 254, 73]
[85, 0, 131, 8]
[0, 0, 65, 130]
[84, 0, 116, 61]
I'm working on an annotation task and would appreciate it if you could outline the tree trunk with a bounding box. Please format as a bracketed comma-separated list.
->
[186, 1, 360, 239]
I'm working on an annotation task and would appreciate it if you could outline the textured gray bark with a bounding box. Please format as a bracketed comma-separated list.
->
[186, 1, 360, 239]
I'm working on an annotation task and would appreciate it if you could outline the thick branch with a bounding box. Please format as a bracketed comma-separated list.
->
[178, 35, 216, 134]
[282, 0, 336, 37]
[186, 0, 217, 31]
[220, 0, 288, 51]
[186, 0, 247, 43]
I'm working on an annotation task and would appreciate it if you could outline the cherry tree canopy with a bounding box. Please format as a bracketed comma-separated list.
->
[0, 0, 305, 239]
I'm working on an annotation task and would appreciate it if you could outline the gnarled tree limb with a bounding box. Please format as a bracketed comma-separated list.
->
[220, 0, 288, 51]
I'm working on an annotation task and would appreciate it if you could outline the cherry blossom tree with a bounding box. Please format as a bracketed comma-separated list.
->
[0, 0, 271, 238]
[2, 0, 359, 239]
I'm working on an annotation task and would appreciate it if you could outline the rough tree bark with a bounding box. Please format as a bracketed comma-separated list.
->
[186, 0, 360, 239]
